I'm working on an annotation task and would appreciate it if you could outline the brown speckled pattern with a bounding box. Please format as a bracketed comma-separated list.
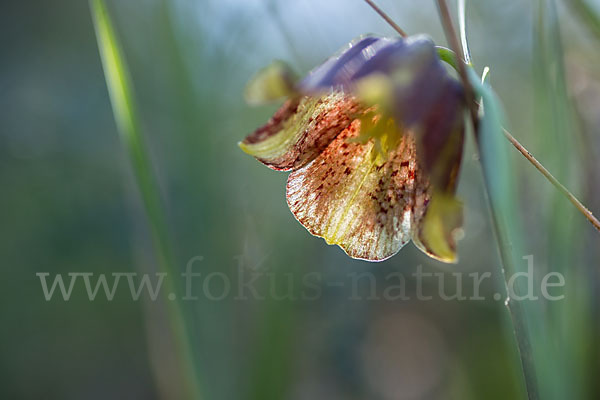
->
[286, 119, 431, 261]
[243, 93, 362, 171]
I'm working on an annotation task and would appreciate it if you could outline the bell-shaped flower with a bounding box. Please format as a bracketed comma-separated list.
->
[240, 35, 466, 262]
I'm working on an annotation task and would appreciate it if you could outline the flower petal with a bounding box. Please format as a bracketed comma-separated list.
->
[411, 193, 463, 263]
[240, 92, 362, 171]
[299, 35, 395, 91]
[299, 34, 450, 128]
[417, 78, 465, 192]
[286, 120, 429, 261]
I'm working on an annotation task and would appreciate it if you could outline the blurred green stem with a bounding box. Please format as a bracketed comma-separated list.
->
[436, 0, 539, 398]
[438, 45, 600, 232]
[467, 0, 599, 232]
[90, 0, 201, 398]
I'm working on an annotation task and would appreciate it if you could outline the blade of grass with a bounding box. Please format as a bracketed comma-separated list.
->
[471, 73, 541, 400]
[447, 4, 598, 396]
[533, 2, 590, 399]
[460, 0, 600, 232]
[435, 1, 541, 398]
[90, 0, 202, 398]
[372, 2, 595, 398]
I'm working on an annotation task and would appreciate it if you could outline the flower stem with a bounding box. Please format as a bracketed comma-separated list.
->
[373, 1, 598, 397]
[457, 0, 600, 233]
[435, 0, 539, 399]
[363, 0, 408, 37]
[435, 0, 478, 132]
[458, 0, 472, 64]
[440, 45, 600, 233]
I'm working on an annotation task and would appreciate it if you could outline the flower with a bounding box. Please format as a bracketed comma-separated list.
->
[240, 35, 466, 263]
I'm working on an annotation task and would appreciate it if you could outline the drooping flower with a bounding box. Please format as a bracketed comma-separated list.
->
[240, 35, 466, 263]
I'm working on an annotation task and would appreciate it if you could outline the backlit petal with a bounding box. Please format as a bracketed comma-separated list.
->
[240, 92, 361, 171]
[411, 193, 463, 263]
[286, 120, 429, 261]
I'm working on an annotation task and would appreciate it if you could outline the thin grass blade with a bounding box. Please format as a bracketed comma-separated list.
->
[90, 0, 202, 398]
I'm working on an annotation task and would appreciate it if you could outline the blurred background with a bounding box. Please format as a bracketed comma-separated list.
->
[1, 0, 599, 399]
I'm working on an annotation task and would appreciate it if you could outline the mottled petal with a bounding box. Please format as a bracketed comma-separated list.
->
[243, 34, 468, 263]
[412, 193, 463, 263]
[240, 92, 362, 171]
[411, 82, 465, 263]
[286, 120, 429, 261]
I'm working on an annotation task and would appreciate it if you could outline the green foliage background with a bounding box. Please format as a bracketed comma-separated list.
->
[1, 0, 598, 399]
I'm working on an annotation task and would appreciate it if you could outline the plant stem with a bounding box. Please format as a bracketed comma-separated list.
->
[503, 128, 600, 231]
[375, 1, 597, 397]
[442, 0, 600, 233]
[435, 1, 539, 399]
[435, 0, 478, 131]
[458, 0, 472, 64]
[441, 46, 600, 233]
[363, 0, 408, 37]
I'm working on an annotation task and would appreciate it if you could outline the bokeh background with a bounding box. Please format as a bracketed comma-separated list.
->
[2, 0, 599, 399]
